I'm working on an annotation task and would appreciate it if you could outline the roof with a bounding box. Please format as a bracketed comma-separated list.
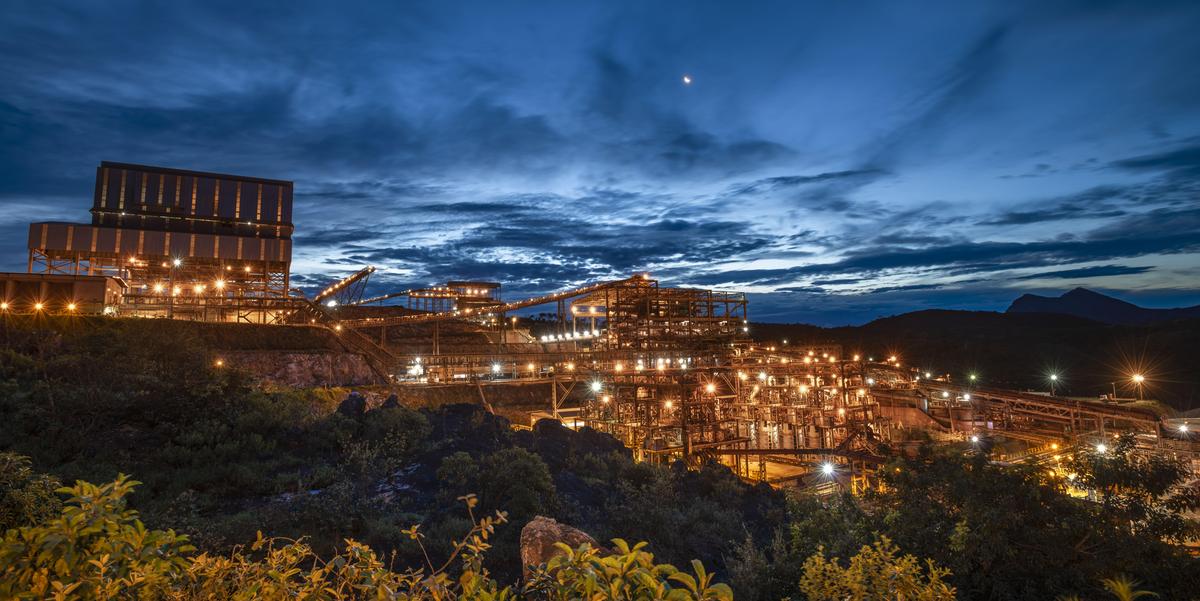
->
[100, 161, 292, 187]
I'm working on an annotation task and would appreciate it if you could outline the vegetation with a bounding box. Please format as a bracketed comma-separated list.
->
[2, 316, 1198, 599]
[0, 475, 731, 600]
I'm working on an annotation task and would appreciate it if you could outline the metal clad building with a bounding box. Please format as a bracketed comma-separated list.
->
[26, 162, 296, 322]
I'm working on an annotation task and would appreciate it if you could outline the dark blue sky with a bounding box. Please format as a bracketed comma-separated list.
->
[3, 1, 1199, 325]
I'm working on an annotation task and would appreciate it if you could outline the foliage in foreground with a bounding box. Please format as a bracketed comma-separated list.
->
[798, 537, 955, 601]
[0, 474, 732, 600]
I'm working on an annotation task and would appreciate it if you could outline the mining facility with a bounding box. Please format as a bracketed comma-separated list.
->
[3, 161, 1197, 490]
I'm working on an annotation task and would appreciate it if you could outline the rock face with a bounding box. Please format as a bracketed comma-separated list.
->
[222, 350, 380, 387]
[520, 516, 598, 576]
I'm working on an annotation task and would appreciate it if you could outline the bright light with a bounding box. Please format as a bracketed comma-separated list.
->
[969, 374, 977, 381]
[925, 372, 932, 378]
[821, 463, 834, 476]
[853, 354, 860, 361]
[888, 355, 897, 362]
[566, 362, 575, 371]
[243, 265, 251, 272]
[601, 394, 611, 404]
[492, 363, 502, 374]
[1049, 373, 1058, 381]
[0, 302, 7, 310]
[215, 279, 226, 290]
[333, 325, 342, 331]
[326, 300, 337, 307]
[1096, 443, 1108, 454]
[682, 74, 692, 85]
[758, 371, 767, 381]
[215, 359, 224, 367]
[738, 371, 747, 381]
[705, 383, 716, 394]
[590, 381, 602, 393]
[1132, 374, 1145, 384]
[153, 283, 164, 293]
[941, 391, 950, 398]
[1050, 443, 1060, 450]
[970, 435, 980, 443]
[526, 363, 535, 371]
[664, 400, 674, 409]
[1178, 423, 1189, 433]
[67, 303, 76, 311]
[799, 385, 808, 393]
[33, 302, 43, 311]
[963, 393, 971, 401]
[172, 258, 182, 267]
[193, 284, 204, 294]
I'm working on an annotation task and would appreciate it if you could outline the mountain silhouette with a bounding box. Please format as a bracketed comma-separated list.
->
[1006, 287, 1200, 325]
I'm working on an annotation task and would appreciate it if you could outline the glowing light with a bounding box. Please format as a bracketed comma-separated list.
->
[215, 359, 224, 367]
[837, 407, 846, 416]
[1179, 423, 1189, 433]
[682, 74, 692, 85]
[925, 372, 932, 378]
[601, 394, 610, 404]
[67, 303, 76, 311]
[193, 284, 204, 294]
[1049, 374, 1058, 381]
[492, 363, 502, 374]
[0, 302, 7, 310]
[821, 462, 834, 476]
[590, 381, 602, 393]
[888, 355, 897, 362]
[34, 302, 43, 311]
[963, 393, 971, 401]
[705, 383, 716, 394]
[758, 371, 767, 381]
[799, 385, 808, 393]
[153, 283, 164, 293]
[664, 400, 674, 409]
[244, 265, 252, 272]
[527, 363, 535, 371]
[970, 435, 980, 443]
[941, 391, 950, 398]
[214, 279, 226, 290]
[1096, 443, 1108, 454]
[334, 325, 342, 332]
[1050, 443, 1059, 450]
[326, 300, 338, 307]
[738, 371, 748, 381]
[566, 362, 575, 371]
[172, 258, 182, 267]
[969, 374, 977, 381]
[852, 354, 860, 361]
[1132, 374, 1145, 384]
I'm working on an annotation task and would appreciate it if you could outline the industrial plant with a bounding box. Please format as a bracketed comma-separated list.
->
[3, 161, 1196, 491]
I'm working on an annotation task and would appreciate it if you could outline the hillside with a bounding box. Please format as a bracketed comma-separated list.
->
[755, 309, 1200, 410]
[1006, 287, 1200, 325]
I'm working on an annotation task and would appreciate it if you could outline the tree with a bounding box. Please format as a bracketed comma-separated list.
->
[1066, 433, 1200, 543]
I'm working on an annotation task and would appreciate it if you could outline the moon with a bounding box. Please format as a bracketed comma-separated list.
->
[682, 74, 693, 85]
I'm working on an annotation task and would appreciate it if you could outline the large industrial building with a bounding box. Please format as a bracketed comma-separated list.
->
[13, 161, 294, 322]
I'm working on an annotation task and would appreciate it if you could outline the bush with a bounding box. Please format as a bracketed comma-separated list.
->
[0, 475, 729, 600]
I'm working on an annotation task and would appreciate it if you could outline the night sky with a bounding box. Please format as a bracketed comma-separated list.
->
[2, 2, 1199, 325]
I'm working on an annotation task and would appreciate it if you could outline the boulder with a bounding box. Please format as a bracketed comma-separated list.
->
[519, 516, 597, 576]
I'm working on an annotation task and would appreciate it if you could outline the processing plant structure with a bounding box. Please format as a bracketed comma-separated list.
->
[3, 161, 1196, 490]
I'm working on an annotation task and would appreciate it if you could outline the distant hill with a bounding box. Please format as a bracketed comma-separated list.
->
[1006, 287, 1200, 325]
[754, 307, 1200, 410]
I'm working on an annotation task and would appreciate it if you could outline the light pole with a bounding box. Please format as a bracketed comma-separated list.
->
[168, 258, 181, 319]
[1132, 374, 1145, 400]
[1049, 373, 1058, 396]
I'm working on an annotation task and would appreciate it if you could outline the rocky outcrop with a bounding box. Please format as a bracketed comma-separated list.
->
[220, 350, 380, 387]
[520, 516, 598, 576]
